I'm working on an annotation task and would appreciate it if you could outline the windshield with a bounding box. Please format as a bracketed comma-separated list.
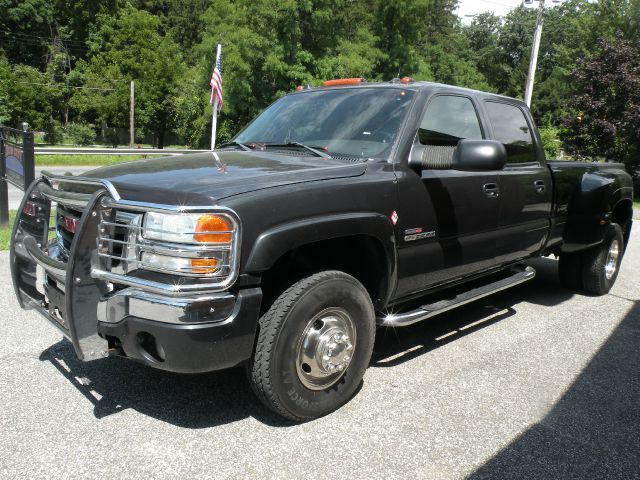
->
[235, 87, 416, 158]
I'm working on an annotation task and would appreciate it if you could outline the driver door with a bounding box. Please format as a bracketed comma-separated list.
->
[395, 93, 502, 298]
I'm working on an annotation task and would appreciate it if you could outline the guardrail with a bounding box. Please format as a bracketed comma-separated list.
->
[35, 147, 209, 155]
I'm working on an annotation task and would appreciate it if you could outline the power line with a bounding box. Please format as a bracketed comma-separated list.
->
[1, 31, 89, 46]
[12, 81, 116, 92]
[76, 75, 131, 83]
[0, 33, 90, 54]
[7, 65, 130, 84]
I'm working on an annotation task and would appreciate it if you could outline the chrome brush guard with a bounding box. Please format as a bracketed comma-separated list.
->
[10, 171, 240, 361]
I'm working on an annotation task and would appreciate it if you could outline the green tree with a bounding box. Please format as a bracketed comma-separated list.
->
[72, 5, 184, 147]
[0, 0, 121, 69]
[0, 55, 62, 132]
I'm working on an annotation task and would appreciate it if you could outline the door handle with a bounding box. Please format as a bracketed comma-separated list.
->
[534, 180, 546, 194]
[483, 183, 499, 198]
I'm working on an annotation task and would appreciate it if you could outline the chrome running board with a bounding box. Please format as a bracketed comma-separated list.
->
[378, 266, 536, 327]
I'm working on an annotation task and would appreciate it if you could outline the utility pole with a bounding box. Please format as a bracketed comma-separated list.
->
[129, 80, 135, 147]
[524, 0, 546, 107]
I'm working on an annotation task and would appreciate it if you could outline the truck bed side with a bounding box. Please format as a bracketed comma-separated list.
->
[546, 161, 634, 253]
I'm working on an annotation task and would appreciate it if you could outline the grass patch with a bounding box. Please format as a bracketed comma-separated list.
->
[36, 154, 144, 166]
[1, 210, 56, 251]
[36, 155, 146, 167]
[0, 211, 16, 250]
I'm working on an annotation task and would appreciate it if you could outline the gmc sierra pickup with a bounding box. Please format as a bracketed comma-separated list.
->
[10, 79, 634, 421]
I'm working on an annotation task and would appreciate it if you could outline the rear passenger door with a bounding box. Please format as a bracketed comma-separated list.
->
[483, 101, 552, 263]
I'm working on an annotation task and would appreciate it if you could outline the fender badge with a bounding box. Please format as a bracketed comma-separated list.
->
[390, 211, 398, 225]
[404, 228, 436, 242]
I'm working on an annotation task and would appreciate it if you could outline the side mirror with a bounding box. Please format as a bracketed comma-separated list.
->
[408, 144, 456, 170]
[452, 139, 507, 171]
[408, 139, 507, 171]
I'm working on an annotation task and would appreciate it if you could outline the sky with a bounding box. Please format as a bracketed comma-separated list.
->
[455, 0, 529, 22]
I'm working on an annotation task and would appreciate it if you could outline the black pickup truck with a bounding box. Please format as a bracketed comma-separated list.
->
[10, 79, 634, 421]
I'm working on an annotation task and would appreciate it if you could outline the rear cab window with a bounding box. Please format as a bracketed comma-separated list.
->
[484, 101, 535, 164]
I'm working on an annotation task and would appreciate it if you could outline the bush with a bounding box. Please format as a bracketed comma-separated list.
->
[539, 126, 561, 159]
[65, 123, 96, 146]
[43, 120, 63, 145]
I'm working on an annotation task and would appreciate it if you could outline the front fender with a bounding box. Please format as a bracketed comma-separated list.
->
[244, 212, 397, 297]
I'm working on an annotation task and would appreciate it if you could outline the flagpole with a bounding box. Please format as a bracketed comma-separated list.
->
[210, 43, 222, 151]
[211, 97, 218, 150]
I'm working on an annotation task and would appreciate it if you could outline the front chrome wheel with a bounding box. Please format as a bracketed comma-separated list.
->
[605, 239, 620, 280]
[295, 307, 356, 390]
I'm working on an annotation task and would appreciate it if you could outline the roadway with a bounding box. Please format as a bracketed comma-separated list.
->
[35, 147, 208, 155]
[0, 220, 638, 478]
[7, 166, 89, 210]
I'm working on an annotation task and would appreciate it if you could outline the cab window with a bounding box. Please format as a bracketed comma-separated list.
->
[484, 101, 535, 163]
[419, 95, 483, 146]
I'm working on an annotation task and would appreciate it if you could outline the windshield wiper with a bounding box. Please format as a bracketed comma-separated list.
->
[261, 142, 331, 159]
[219, 141, 252, 151]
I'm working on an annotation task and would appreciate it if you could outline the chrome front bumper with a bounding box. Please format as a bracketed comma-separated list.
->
[96, 289, 237, 325]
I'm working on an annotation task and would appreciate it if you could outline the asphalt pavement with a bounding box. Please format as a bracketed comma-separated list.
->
[0, 222, 638, 479]
[7, 167, 90, 210]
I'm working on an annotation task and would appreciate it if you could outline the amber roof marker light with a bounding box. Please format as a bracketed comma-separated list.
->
[321, 78, 364, 87]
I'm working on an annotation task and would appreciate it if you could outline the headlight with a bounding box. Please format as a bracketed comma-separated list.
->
[140, 211, 239, 278]
[143, 212, 234, 244]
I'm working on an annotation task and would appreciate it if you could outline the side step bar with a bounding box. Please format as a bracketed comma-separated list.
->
[378, 266, 536, 327]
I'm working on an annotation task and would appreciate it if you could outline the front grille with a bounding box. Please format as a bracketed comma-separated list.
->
[56, 204, 83, 252]
[97, 211, 142, 275]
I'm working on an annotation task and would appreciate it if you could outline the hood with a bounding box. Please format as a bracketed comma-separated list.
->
[83, 150, 367, 204]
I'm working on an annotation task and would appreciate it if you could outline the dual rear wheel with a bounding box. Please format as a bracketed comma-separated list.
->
[559, 223, 624, 295]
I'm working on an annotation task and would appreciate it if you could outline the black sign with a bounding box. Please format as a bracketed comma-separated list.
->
[1, 125, 34, 190]
[0, 124, 35, 225]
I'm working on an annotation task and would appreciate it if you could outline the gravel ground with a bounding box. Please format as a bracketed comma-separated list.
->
[0, 223, 638, 479]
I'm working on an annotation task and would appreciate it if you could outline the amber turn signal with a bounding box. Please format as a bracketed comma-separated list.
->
[191, 258, 219, 274]
[194, 215, 233, 243]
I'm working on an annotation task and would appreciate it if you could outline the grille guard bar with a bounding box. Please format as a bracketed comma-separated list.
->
[10, 173, 242, 361]
[11, 179, 110, 360]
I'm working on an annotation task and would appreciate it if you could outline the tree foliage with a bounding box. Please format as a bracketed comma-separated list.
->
[71, 5, 185, 147]
[562, 35, 640, 177]
[0, 0, 639, 157]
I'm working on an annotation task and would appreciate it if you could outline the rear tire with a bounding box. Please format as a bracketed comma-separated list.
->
[581, 223, 624, 295]
[248, 270, 375, 421]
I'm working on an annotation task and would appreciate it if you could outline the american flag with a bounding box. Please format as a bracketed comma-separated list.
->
[209, 51, 223, 110]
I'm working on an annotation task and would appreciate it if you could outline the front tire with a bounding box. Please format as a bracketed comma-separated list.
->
[248, 270, 375, 421]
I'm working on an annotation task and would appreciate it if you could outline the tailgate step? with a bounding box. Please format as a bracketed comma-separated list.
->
[378, 265, 536, 327]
